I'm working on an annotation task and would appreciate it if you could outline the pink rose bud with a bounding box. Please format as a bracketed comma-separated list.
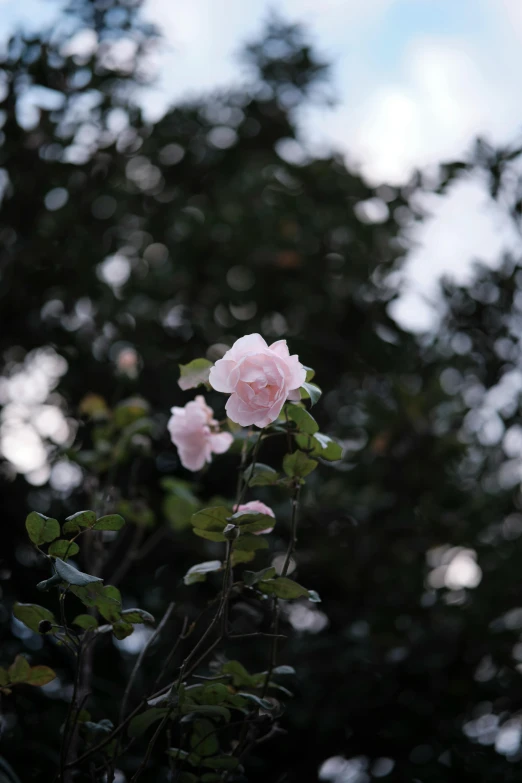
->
[168, 395, 233, 472]
[209, 334, 306, 428]
[234, 499, 275, 535]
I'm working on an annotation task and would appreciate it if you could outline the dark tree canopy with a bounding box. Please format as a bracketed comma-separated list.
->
[2, 1, 522, 781]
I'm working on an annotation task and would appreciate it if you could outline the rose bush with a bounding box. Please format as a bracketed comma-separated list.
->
[168, 394, 233, 471]
[209, 333, 307, 427]
[13, 333, 343, 783]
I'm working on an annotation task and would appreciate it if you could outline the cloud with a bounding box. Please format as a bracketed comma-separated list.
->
[389, 174, 520, 331]
[499, 0, 522, 39]
[312, 35, 519, 185]
[140, 0, 400, 119]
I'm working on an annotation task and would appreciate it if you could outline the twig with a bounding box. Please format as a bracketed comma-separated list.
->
[60, 639, 83, 782]
[151, 616, 189, 691]
[262, 481, 301, 699]
[109, 525, 145, 587]
[118, 602, 176, 727]
[228, 632, 287, 640]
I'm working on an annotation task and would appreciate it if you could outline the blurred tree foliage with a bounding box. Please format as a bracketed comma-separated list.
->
[2, 1, 522, 781]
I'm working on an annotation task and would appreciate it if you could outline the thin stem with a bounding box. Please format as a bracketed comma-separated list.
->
[236, 427, 264, 507]
[151, 616, 189, 691]
[133, 538, 236, 778]
[130, 710, 170, 782]
[228, 631, 287, 640]
[60, 639, 83, 781]
[262, 481, 301, 699]
[282, 484, 301, 578]
[64, 699, 145, 769]
[118, 602, 176, 726]
[109, 525, 145, 587]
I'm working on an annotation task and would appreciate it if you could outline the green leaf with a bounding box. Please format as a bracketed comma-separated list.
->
[237, 692, 273, 710]
[232, 530, 268, 565]
[243, 463, 280, 486]
[267, 681, 294, 698]
[283, 450, 317, 478]
[69, 582, 104, 609]
[63, 510, 96, 534]
[191, 506, 230, 541]
[272, 665, 296, 675]
[308, 589, 322, 603]
[244, 567, 277, 586]
[96, 585, 122, 623]
[121, 608, 155, 624]
[166, 748, 190, 762]
[83, 719, 114, 736]
[43, 519, 60, 543]
[25, 512, 60, 546]
[184, 560, 222, 586]
[113, 397, 149, 429]
[48, 539, 80, 558]
[118, 499, 155, 529]
[8, 655, 30, 684]
[201, 756, 239, 771]
[112, 620, 134, 640]
[233, 533, 269, 552]
[192, 528, 228, 543]
[286, 404, 319, 434]
[36, 574, 62, 592]
[302, 365, 316, 382]
[93, 514, 125, 531]
[231, 549, 255, 565]
[191, 506, 229, 531]
[227, 510, 275, 534]
[103, 585, 122, 602]
[55, 559, 103, 587]
[190, 718, 219, 756]
[26, 666, 56, 686]
[220, 661, 255, 688]
[199, 683, 230, 706]
[178, 358, 213, 391]
[314, 433, 343, 460]
[72, 614, 98, 630]
[295, 432, 343, 461]
[13, 602, 56, 633]
[128, 708, 169, 738]
[257, 577, 310, 600]
[164, 494, 199, 531]
[299, 382, 322, 406]
[0, 668, 8, 687]
[181, 704, 231, 721]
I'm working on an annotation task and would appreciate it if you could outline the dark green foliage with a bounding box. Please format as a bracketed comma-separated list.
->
[2, 1, 522, 782]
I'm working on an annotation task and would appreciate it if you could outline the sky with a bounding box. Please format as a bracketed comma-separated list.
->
[2, 0, 522, 329]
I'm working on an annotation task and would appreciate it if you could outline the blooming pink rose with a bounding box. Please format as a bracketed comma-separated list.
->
[234, 499, 275, 535]
[208, 334, 306, 427]
[168, 395, 233, 472]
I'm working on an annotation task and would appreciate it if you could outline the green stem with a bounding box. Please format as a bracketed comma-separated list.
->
[262, 481, 301, 699]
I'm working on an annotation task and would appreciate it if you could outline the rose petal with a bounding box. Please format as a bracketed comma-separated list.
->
[269, 340, 290, 358]
[235, 500, 275, 517]
[226, 393, 258, 427]
[226, 333, 268, 361]
[285, 355, 307, 390]
[209, 359, 238, 393]
[286, 388, 301, 401]
[209, 431, 234, 454]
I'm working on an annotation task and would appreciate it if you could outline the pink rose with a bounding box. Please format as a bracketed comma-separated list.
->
[234, 499, 275, 535]
[168, 395, 233, 472]
[208, 334, 306, 427]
